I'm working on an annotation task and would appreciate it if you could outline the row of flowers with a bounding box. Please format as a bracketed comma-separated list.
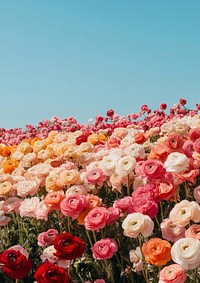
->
[0, 98, 200, 282]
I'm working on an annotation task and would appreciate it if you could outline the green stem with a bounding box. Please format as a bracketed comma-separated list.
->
[92, 230, 97, 242]
[85, 229, 93, 246]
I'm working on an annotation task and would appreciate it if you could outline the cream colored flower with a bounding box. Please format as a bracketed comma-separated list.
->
[122, 212, 154, 238]
[164, 152, 189, 172]
[171, 237, 200, 270]
[169, 200, 200, 227]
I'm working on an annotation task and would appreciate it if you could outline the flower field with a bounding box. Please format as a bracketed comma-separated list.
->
[0, 99, 200, 283]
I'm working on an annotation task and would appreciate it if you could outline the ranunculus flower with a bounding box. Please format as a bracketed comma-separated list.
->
[115, 156, 136, 176]
[158, 264, 186, 283]
[60, 193, 88, 220]
[91, 238, 118, 259]
[160, 218, 186, 242]
[140, 159, 166, 180]
[169, 200, 200, 227]
[129, 247, 143, 272]
[113, 196, 134, 213]
[142, 238, 172, 266]
[171, 237, 200, 269]
[53, 232, 86, 260]
[19, 196, 40, 218]
[193, 185, 200, 203]
[164, 152, 189, 172]
[34, 262, 70, 283]
[131, 197, 158, 219]
[106, 206, 121, 225]
[84, 207, 109, 231]
[84, 168, 107, 187]
[38, 229, 59, 247]
[122, 212, 154, 238]
[165, 134, 184, 150]
[0, 249, 32, 279]
[44, 190, 65, 210]
[185, 224, 200, 240]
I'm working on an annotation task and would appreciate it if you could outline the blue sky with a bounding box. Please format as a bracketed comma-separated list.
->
[0, 0, 199, 129]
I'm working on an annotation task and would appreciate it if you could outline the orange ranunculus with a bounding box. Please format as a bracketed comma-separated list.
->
[134, 132, 147, 144]
[44, 190, 65, 210]
[2, 159, 19, 174]
[30, 137, 41, 146]
[98, 133, 107, 143]
[87, 133, 99, 145]
[0, 146, 12, 157]
[147, 143, 170, 162]
[142, 237, 171, 266]
[77, 195, 102, 224]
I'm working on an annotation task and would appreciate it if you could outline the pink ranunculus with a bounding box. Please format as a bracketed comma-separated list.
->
[60, 194, 88, 220]
[92, 238, 118, 259]
[94, 280, 106, 283]
[84, 207, 109, 232]
[19, 197, 40, 218]
[106, 207, 121, 225]
[113, 196, 134, 213]
[0, 197, 22, 213]
[38, 229, 59, 247]
[165, 134, 184, 150]
[182, 140, 194, 157]
[0, 211, 11, 226]
[34, 200, 51, 221]
[132, 197, 158, 219]
[132, 184, 155, 201]
[160, 218, 186, 242]
[158, 264, 186, 283]
[193, 138, 200, 153]
[188, 128, 200, 142]
[140, 160, 166, 180]
[84, 168, 107, 187]
[185, 224, 200, 240]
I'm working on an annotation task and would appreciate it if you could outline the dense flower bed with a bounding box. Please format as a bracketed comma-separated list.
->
[0, 99, 200, 283]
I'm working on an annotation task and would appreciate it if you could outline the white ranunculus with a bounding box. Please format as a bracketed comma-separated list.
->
[115, 156, 136, 176]
[124, 143, 146, 159]
[122, 212, 154, 238]
[171, 237, 200, 270]
[164, 152, 189, 172]
[100, 154, 120, 176]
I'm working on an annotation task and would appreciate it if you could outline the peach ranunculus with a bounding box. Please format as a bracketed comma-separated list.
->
[34, 200, 51, 221]
[44, 190, 65, 211]
[169, 200, 200, 227]
[164, 152, 189, 172]
[185, 224, 200, 240]
[122, 212, 154, 238]
[142, 238, 172, 266]
[158, 264, 186, 283]
[0, 181, 13, 198]
[57, 169, 80, 187]
[171, 237, 200, 270]
[0, 197, 22, 213]
[65, 184, 88, 196]
[160, 218, 186, 242]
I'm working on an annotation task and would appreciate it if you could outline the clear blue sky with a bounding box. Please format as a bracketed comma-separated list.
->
[0, 0, 199, 129]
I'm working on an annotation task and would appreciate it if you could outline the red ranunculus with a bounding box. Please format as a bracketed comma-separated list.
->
[34, 262, 70, 283]
[0, 249, 32, 279]
[53, 232, 86, 260]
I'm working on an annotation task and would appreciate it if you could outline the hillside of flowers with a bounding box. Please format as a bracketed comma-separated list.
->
[0, 99, 200, 283]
